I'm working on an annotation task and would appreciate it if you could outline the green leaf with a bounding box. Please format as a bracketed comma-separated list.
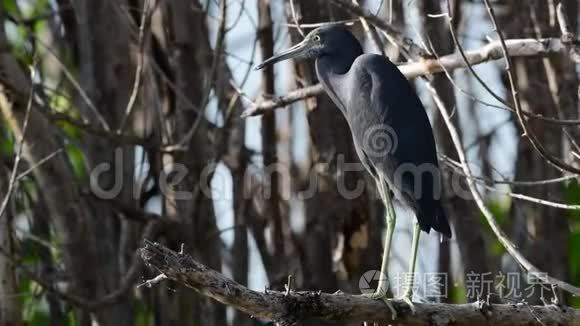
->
[66, 145, 87, 178]
[480, 199, 508, 257]
[565, 179, 580, 221]
[3, 0, 19, 16]
[135, 300, 153, 326]
[450, 281, 467, 304]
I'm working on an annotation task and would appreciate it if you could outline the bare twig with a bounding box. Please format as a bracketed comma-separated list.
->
[137, 273, 167, 288]
[284, 19, 357, 29]
[288, 0, 304, 37]
[118, 0, 154, 132]
[328, 0, 424, 58]
[482, 0, 580, 175]
[441, 155, 576, 187]
[426, 82, 580, 297]
[352, 0, 385, 56]
[241, 84, 323, 117]
[178, 0, 228, 148]
[0, 68, 35, 219]
[35, 39, 110, 132]
[556, 3, 580, 63]
[441, 1, 509, 111]
[15, 148, 63, 181]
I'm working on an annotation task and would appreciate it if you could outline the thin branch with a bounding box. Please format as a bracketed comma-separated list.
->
[441, 2, 511, 113]
[328, 0, 424, 58]
[139, 240, 580, 326]
[557, 3, 580, 63]
[440, 155, 576, 187]
[243, 37, 580, 123]
[288, 0, 304, 37]
[352, 0, 385, 56]
[118, 0, 154, 132]
[284, 19, 357, 29]
[35, 39, 110, 132]
[241, 84, 323, 117]
[15, 148, 63, 181]
[482, 0, 580, 175]
[426, 82, 580, 297]
[442, 157, 580, 209]
[178, 0, 228, 148]
[0, 69, 34, 219]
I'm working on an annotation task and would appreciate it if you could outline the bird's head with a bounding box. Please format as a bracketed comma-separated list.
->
[255, 25, 362, 70]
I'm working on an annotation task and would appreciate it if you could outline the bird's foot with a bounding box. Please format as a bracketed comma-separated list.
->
[399, 292, 417, 315]
[362, 289, 398, 319]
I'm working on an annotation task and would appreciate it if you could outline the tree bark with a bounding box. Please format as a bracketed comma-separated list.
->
[0, 166, 22, 326]
[140, 240, 580, 326]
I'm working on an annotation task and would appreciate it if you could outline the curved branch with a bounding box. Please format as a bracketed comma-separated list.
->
[139, 240, 580, 326]
[242, 37, 580, 125]
[328, 0, 424, 58]
[482, 0, 580, 175]
[426, 81, 580, 297]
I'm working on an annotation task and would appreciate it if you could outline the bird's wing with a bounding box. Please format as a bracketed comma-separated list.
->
[347, 54, 451, 237]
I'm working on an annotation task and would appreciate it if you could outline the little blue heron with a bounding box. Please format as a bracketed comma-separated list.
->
[255, 25, 452, 316]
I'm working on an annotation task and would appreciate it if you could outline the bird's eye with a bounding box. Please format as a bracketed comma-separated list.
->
[313, 35, 321, 42]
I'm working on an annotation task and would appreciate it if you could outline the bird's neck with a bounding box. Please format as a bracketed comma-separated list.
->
[315, 53, 359, 114]
[316, 52, 358, 75]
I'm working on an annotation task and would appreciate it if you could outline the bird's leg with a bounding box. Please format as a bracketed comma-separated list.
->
[400, 222, 421, 314]
[376, 182, 395, 298]
[363, 179, 397, 319]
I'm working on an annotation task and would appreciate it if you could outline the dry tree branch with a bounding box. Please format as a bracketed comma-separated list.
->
[440, 155, 576, 186]
[441, 157, 580, 210]
[177, 0, 228, 149]
[118, 0, 155, 132]
[426, 82, 580, 297]
[241, 37, 580, 119]
[35, 39, 111, 132]
[241, 84, 323, 117]
[328, 0, 424, 58]
[0, 68, 34, 219]
[288, 0, 304, 37]
[482, 0, 580, 176]
[556, 3, 580, 63]
[441, 0, 511, 116]
[351, 0, 385, 56]
[139, 240, 580, 326]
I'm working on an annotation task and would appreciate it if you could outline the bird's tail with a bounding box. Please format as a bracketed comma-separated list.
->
[432, 202, 452, 238]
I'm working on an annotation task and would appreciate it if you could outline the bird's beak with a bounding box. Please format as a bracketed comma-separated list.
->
[254, 38, 312, 70]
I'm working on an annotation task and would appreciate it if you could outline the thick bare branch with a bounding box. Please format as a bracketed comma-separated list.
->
[243, 37, 579, 117]
[140, 241, 580, 326]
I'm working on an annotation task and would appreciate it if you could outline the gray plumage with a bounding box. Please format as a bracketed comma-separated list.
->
[257, 25, 451, 238]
